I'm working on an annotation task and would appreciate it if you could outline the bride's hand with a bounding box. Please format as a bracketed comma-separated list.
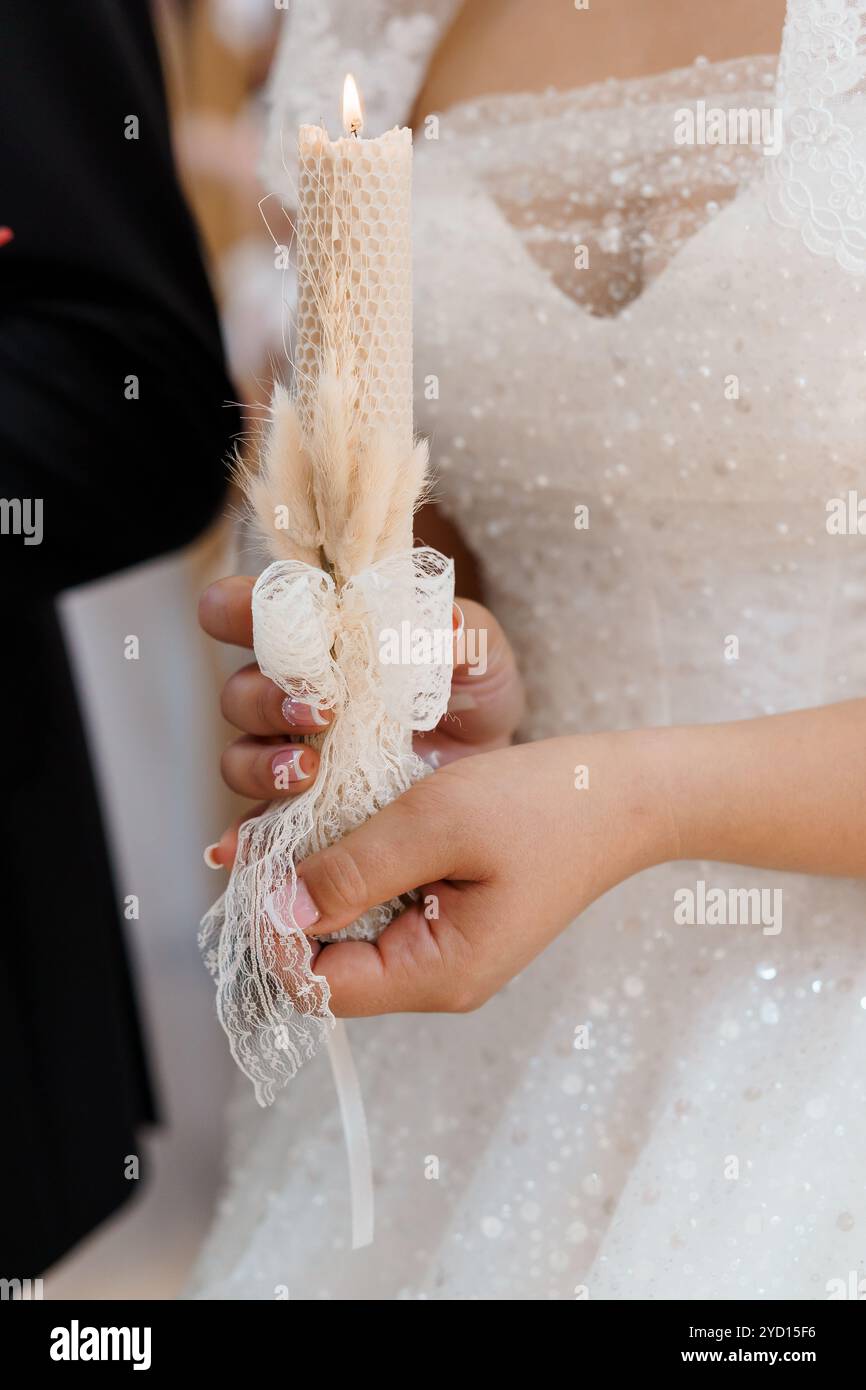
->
[199, 574, 674, 1013]
[267, 732, 675, 1014]
[198, 575, 525, 867]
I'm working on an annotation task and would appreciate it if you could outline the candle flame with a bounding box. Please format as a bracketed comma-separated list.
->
[342, 73, 364, 136]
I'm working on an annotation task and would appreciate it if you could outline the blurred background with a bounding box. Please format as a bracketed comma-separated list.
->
[48, 0, 285, 1298]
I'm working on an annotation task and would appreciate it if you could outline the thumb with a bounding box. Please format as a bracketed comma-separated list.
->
[439, 598, 523, 747]
[284, 778, 464, 938]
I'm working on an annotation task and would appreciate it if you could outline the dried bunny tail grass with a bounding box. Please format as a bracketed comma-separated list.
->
[302, 347, 431, 582]
[335, 425, 402, 578]
[236, 385, 322, 568]
[374, 435, 430, 561]
[238, 361, 431, 582]
[307, 355, 357, 576]
[329, 428, 431, 580]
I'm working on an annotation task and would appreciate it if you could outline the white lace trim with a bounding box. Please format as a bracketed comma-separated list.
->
[768, 0, 866, 274]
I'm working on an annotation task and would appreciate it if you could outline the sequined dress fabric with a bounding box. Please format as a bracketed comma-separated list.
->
[188, 6, 866, 1299]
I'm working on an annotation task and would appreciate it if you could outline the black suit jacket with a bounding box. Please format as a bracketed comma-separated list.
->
[0, 0, 240, 1271]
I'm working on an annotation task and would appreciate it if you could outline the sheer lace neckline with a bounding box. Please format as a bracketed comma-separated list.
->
[419, 55, 778, 319]
[433, 53, 778, 126]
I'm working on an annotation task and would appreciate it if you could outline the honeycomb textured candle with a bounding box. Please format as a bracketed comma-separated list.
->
[295, 124, 413, 451]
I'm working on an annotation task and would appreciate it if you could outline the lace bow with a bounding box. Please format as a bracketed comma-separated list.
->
[199, 545, 455, 1108]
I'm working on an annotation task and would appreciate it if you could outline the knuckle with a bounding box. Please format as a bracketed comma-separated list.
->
[312, 846, 369, 918]
[433, 925, 487, 1014]
[423, 932, 484, 1014]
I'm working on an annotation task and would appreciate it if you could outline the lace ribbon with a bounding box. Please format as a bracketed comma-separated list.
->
[327, 1020, 375, 1248]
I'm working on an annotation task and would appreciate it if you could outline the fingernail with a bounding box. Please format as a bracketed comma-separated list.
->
[203, 843, 223, 870]
[292, 879, 320, 929]
[271, 747, 314, 785]
[452, 603, 465, 639]
[265, 880, 321, 935]
[418, 745, 442, 769]
[281, 698, 330, 728]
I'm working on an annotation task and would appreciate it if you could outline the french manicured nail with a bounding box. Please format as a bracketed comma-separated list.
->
[452, 603, 465, 639]
[203, 843, 223, 870]
[282, 698, 330, 727]
[266, 880, 321, 935]
[287, 879, 320, 931]
[271, 747, 314, 785]
[293, 880, 321, 929]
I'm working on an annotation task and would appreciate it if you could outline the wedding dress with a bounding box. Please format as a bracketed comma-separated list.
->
[188, 0, 866, 1299]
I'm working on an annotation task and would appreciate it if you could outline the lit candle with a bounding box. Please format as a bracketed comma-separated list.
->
[202, 77, 454, 1225]
[295, 75, 413, 476]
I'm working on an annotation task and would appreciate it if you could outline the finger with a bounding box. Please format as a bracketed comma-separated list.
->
[413, 724, 506, 769]
[203, 800, 270, 870]
[221, 662, 333, 737]
[444, 598, 524, 746]
[220, 736, 319, 801]
[308, 908, 436, 1015]
[309, 882, 481, 1016]
[203, 810, 329, 917]
[199, 575, 256, 648]
[276, 773, 480, 939]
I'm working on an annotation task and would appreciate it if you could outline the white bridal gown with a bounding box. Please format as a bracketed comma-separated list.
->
[189, 0, 866, 1299]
